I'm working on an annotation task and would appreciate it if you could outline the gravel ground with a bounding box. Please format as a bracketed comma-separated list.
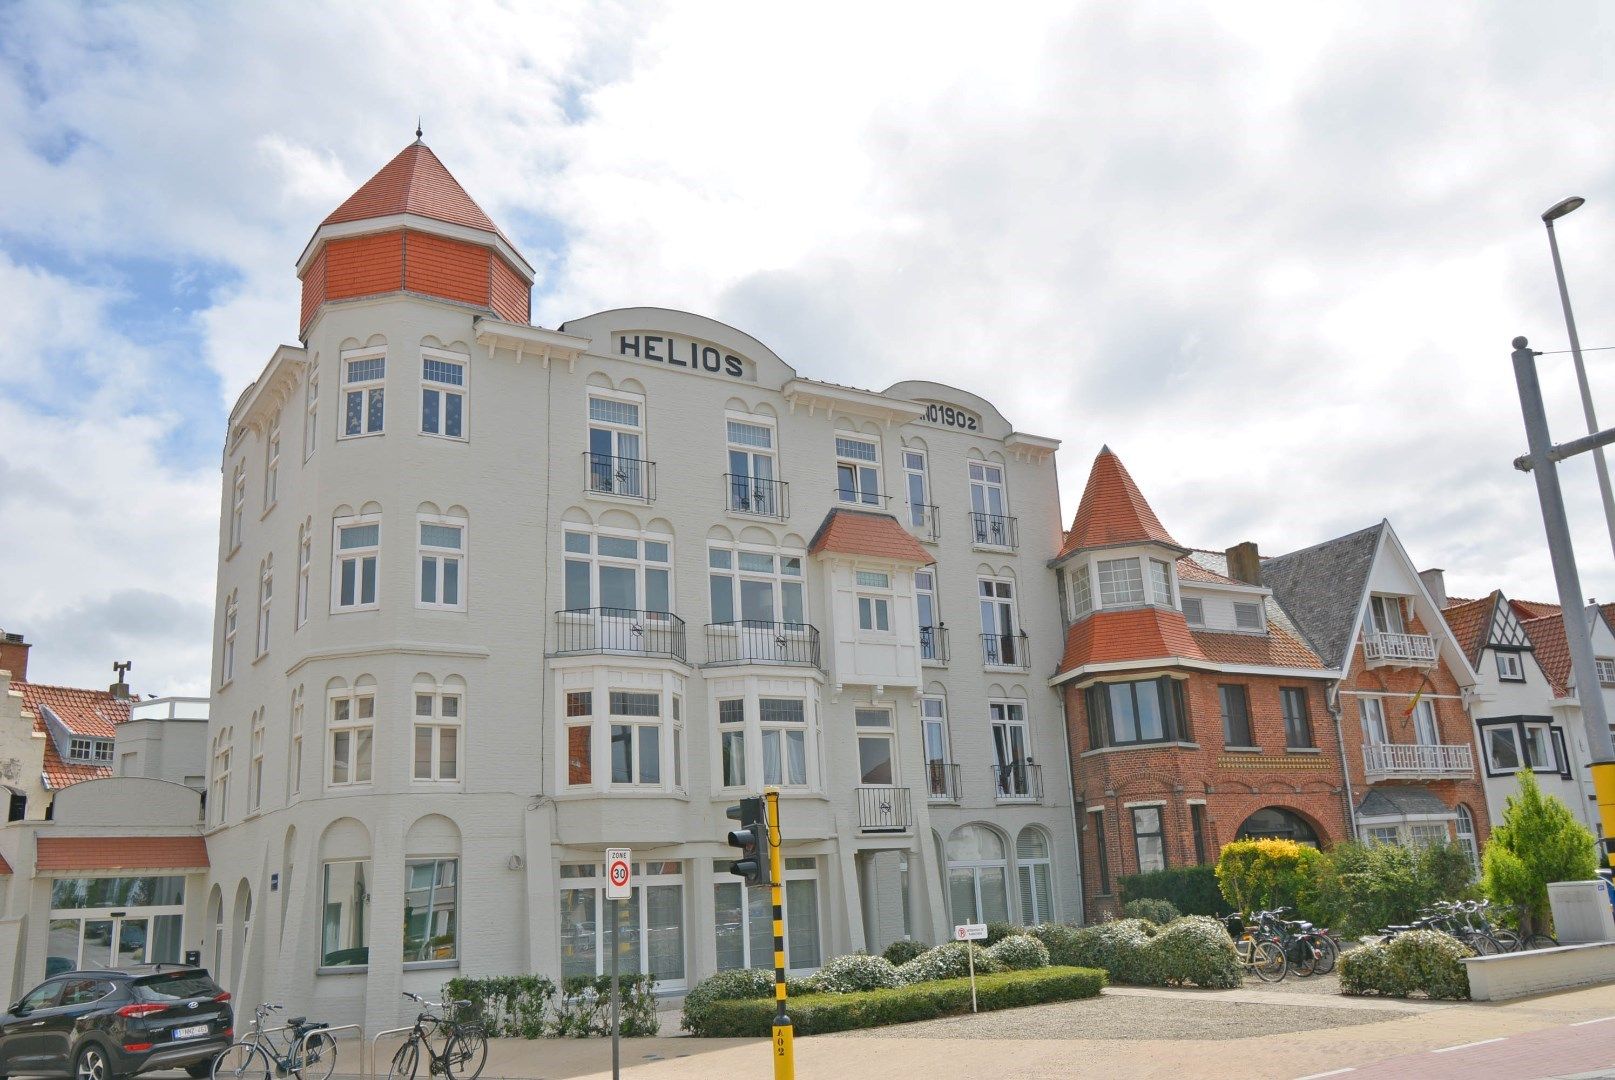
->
[1242, 969, 1343, 995]
[843, 993, 1407, 1041]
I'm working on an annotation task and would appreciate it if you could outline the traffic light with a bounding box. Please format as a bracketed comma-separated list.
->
[726, 796, 773, 886]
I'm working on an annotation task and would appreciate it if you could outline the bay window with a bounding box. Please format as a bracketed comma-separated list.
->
[1084, 677, 1186, 749]
[714, 856, 821, 972]
[1097, 558, 1145, 606]
[559, 677, 684, 794]
[565, 691, 593, 786]
[1484, 718, 1562, 775]
[718, 698, 746, 787]
[610, 692, 662, 786]
[856, 570, 892, 633]
[328, 690, 374, 787]
[760, 698, 808, 787]
[713, 689, 817, 791]
[560, 861, 686, 986]
[708, 545, 804, 624]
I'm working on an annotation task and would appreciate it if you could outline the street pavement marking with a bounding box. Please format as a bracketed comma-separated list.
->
[1432, 1037, 1507, 1053]
[1571, 1016, 1615, 1026]
[1294, 1070, 1356, 1079]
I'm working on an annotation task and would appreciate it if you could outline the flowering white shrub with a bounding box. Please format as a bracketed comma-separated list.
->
[807, 952, 903, 994]
[985, 934, 1051, 971]
[896, 941, 1004, 984]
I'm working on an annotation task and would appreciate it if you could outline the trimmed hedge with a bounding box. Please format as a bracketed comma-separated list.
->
[686, 967, 1106, 1037]
[1339, 930, 1472, 1000]
[985, 934, 1050, 971]
[1141, 916, 1241, 989]
[446, 973, 659, 1037]
[882, 939, 928, 965]
[895, 941, 1003, 983]
[1118, 864, 1230, 917]
[1123, 898, 1181, 924]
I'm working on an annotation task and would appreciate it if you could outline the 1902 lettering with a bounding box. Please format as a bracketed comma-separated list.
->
[922, 402, 978, 431]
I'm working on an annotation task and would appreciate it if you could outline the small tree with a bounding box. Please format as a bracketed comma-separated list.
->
[1316, 838, 1477, 936]
[1481, 770, 1599, 935]
[1215, 838, 1326, 917]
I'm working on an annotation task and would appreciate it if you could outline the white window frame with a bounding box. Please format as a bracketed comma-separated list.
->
[1495, 651, 1525, 681]
[759, 697, 810, 789]
[586, 389, 647, 499]
[991, 700, 1033, 800]
[559, 861, 688, 988]
[1412, 699, 1439, 745]
[229, 462, 245, 553]
[403, 856, 460, 965]
[340, 347, 386, 439]
[327, 689, 375, 789]
[1234, 601, 1264, 632]
[210, 729, 231, 827]
[248, 711, 264, 813]
[725, 414, 780, 516]
[922, 695, 951, 797]
[916, 569, 942, 662]
[1149, 558, 1174, 607]
[413, 688, 462, 785]
[264, 411, 281, 511]
[707, 543, 806, 625]
[978, 576, 1022, 667]
[303, 366, 319, 461]
[710, 685, 821, 794]
[1016, 828, 1054, 926]
[834, 435, 881, 506]
[563, 528, 672, 614]
[420, 347, 469, 441]
[1070, 562, 1093, 618]
[713, 856, 821, 973]
[417, 516, 468, 612]
[1097, 558, 1145, 607]
[1182, 596, 1205, 626]
[855, 707, 897, 786]
[1360, 697, 1388, 745]
[1597, 657, 1615, 687]
[855, 569, 894, 635]
[331, 515, 381, 613]
[296, 522, 312, 628]
[968, 461, 1010, 547]
[221, 591, 238, 686]
[608, 690, 668, 789]
[288, 688, 303, 798]
[902, 449, 930, 529]
[1369, 595, 1406, 635]
[255, 558, 273, 657]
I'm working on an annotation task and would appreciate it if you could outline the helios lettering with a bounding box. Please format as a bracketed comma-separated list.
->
[617, 333, 745, 378]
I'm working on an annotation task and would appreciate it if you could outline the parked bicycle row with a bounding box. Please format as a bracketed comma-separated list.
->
[1376, 898, 1559, 954]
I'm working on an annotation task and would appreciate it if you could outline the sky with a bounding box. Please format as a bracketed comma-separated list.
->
[3, 1, 1615, 694]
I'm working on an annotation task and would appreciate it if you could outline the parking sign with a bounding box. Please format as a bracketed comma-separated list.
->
[606, 848, 632, 900]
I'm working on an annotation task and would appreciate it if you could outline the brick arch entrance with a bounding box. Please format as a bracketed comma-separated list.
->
[1235, 806, 1322, 847]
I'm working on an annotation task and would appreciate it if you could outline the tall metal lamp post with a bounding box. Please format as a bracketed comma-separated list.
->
[1512, 335, 1615, 864]
[1543, 196, 1615, 560]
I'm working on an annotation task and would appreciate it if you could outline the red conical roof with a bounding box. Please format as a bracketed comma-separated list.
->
[1059, 446, 1181, 558]
[323, 141, 501, 235]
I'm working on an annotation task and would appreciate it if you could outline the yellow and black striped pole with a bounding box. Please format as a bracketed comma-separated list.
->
[766, 787, 794, 1078]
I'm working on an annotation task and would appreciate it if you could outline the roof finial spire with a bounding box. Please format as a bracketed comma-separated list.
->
[415, 116, 423, 142]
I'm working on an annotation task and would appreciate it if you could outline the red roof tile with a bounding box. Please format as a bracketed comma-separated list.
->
[1522, 614, 1572, 696]
[1058, 607, 1205, 674]
[1191, 623, 1326, 669]
[1441, 593, 1496, 666]
[808, 509, 933, 564]
[1176, 556, 1240, 585]
[40, 740, 111, 791]
[17, 683, 130, 739]
[323, 142, 502, 237]
[35, 836, 208, 873]
[1511, 599, 1561, 620]
[1060, 447, 1181, 558]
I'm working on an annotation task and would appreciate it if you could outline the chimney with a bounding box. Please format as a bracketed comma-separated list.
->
[1419, 568, 1448, 610]
[1225, 542, 1262, 586]
[0, 632, 29, 682]
[109, 660, 132, 700]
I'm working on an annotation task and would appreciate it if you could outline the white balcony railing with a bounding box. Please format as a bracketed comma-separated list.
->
[1362, 742, 1474, 782]
[1362, 631, 1439, 667]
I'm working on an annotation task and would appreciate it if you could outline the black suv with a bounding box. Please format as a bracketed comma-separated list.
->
[0, 966, 232, 1080]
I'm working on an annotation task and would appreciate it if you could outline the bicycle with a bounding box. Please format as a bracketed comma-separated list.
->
[1223, 912, 1287, 982]
[387, 992, 488, 1080]
[1258, 907, 1336, 977]
[1379, 908, 1502, 954]
[1441, 898, 1558, 952]
[212, 1003, 337, 1080]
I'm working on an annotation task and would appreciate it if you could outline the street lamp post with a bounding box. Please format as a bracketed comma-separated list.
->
[1512, 336, 1615, 865]
[1543, 196, 1615, 561]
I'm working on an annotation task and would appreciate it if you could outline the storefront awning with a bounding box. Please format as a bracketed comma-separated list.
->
[36, 836, 208, 873]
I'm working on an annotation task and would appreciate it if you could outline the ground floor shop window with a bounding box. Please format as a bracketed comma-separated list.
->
[321, 860, 371, 968]
[404, 858, 458, 964]
[48, 876, 184, 973]
[559, 861, 686, 986]
[713, 857, 821, 972]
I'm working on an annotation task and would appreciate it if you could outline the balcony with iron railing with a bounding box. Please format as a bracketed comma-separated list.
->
[856, 785, 912, 832]
[1362, 742, 1474, 782]
[724, 474, 789, 519]
[704, 620, 822, 668]
[992, 762, 1043, 803]
[969, 511, 1018, 550]
[1362, 632, 1439, 668]
[920, 625, 950, 665]
[925, 762, 962, 803]
[906, 504, 942, 544]
[583, 452, 655, 502]
[980, 631, 1031, 670]
[551, 608, 687, 663]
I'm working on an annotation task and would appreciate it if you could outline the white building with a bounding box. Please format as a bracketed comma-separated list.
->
[118, 697, 209, 794]
[193, 138, 1079, 1031]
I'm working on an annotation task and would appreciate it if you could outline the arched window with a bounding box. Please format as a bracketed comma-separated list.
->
[947, 825, 1008, 925]
[1235, 807, 1319, 847]
[1455, 804, 1479, 870]
[1016, 827, 1053, 925]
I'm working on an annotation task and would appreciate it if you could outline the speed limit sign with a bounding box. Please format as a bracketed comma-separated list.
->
[606, 847, 632, 900]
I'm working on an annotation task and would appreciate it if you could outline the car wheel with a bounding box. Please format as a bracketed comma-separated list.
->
[76, 1044, 113, 1080]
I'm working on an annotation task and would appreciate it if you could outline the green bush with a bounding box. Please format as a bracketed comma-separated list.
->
[983, 921, 1019, 946]
[1122, 898, 1181, 924]
[984, 934, 1050, 971]
[1339, 930, 1472, 1000]
[1120, 865, 1231, 916]
[1216, 838, 1327, 919]
[681, 968, 774, 1035]
[1314, 839, 1477, 937]
[881, 939, 928, 966]
[687, 967, 1106, 1037]
[1483, 770, 1599, 936]
[1140, 916, 1241, 989]
[443, 974, 555, 1039]
[1026, 924, 1085, 967]
[808, 953, 902, 994]
[550, 975, 659, 1037]
[895, 941, 1004, 983]
[1068, 918, 1158, 985]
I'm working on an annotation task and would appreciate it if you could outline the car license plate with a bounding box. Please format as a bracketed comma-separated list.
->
[173, 1024, 209, 1040]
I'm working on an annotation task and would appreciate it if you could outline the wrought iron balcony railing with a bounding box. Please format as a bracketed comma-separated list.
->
[705, 620, 822, 668]
[724, 474, 789, 519]
[552, 608, 686, 663]
[583, 452, 655, 502]
[969, 511, 1019, 550]
[856, 785, 912, 832]
[992, 762, 1043, 802]
[907, 503, 942, 543]
[980, 631, 1030, 670]
[926, 762, 962, 803]
[835, 488, 891, 508]
[920, 624, 950, 665]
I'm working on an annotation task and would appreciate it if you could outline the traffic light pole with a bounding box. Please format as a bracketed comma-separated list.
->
[766, 788, 794, 1079]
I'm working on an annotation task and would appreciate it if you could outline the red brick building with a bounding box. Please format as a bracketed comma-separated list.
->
[1051, 449, 1350, 919]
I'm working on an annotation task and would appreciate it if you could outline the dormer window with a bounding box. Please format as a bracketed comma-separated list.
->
[1368, 595, 1405, 636]
[1234, 602, 1264, 632]
[1182, 597, 1205, 626]
[1149, 559, 1174, 606]
[1097, 558, 1145, 607]
[69, 738, 113, 764]
[1496, 652, 1525, 681]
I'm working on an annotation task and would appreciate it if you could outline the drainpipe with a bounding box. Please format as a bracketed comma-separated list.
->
[1327, 681, 1359, 841]
[1054, 679, 1085, 926]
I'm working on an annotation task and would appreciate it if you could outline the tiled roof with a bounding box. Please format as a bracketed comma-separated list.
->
[1358, 786, 1453, 820]
[1059, 447, 1181, 557]
[1058, 607, 1204, 674]
[1177, 555, 1241, 585]
[323, 141, 503, 237]
[1511, 599, 1561, 620]
[1441, 593, 1497, 666]
[35, 835, 208, 873]
[808, 509, 932, 564]
[41, 741, 112, 791]
[0, 854, 12, 875]
[1259, 523, 1385, 670]
[1522, 614, 1573, 696]
[16, 683, 129, 739]
[1190, 623, 1327, 669]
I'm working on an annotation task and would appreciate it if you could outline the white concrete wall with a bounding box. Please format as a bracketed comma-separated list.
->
[1463, 942, 1615, 1001]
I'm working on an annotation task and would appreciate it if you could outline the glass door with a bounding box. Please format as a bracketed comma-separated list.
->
[979, 580, 1018, 665]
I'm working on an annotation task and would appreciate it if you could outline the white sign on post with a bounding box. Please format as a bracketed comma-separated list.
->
[606, 848, 632, 900]
[954, 923, 989, 941]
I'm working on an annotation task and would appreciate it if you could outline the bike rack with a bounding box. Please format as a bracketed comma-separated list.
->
[294, 1023, 365, 1078]
[368, 1026, 417, 1080]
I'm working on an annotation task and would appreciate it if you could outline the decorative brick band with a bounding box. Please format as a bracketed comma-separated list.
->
[1216, 755, 1333, 770]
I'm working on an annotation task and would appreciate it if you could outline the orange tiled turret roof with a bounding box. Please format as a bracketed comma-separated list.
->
[323, 141, 502, 236]
[808, 509, 933, 564]
[1059, 446, 1182, 558]
[1057, 607, 1205, 675]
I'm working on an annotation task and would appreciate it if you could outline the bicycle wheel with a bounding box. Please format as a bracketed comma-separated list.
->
[212, 1043, 273, 1080]
[1311, 934, 1338, 975]
[1524, 933, 1559, 950]
[1252, 939, 1288, 983]
[388, 1039, 420, 1080]
[1286, 937, 1317, 977]
[1489, 929, 1522, 953]
[1467, 933, 1502, 956]
[294, 1031, 338, 1080]
[444, 1029, 488, 1080]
